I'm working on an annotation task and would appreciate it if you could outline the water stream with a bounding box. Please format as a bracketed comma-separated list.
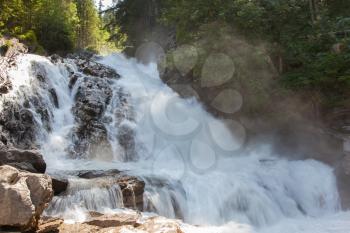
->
[2, 53, 350, 233]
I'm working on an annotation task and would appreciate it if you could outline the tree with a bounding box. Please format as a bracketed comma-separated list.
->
[75, 0, 101, 50]
[34, 0, 78, 53]
[0, 0, 26, 35]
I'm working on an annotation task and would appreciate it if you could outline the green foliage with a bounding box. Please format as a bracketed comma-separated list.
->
[34, 0, 78, 53]
[0, 0, 26, 35]
[102, 0, 161, 50]
[159, 0, 350, 108]
[18, 30, 45, 54]
[0, 0, 115, 54]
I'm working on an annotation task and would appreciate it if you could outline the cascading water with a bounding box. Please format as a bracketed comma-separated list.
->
[2, 53, 350, 233]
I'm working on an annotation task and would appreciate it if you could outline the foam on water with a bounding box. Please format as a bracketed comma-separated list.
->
[2, 53, 349, 233]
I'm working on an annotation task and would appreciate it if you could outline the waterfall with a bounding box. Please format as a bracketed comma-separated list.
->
[1, 53, 348, 233]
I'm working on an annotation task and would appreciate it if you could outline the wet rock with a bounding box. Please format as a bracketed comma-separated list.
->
[69, 73, 81, 89]
[73, 76, 112, 121]
[49, 88, 59, 108]
[49, 54, 62, 64]
[0, 81, 53, 149]
[118, 176, 145, 210]
[62, 169, 145, 211]
[0, 38, 27, 96]
[0, 149, 46, 173]
[67, 50, 96, 61]
[117, 123, 136, 161]
[85, 170, 145, 210]
[0, 106, 39, 149]
[71, 121, 113, 160]
[74, 169, 121, 179]
[0, 79, 12, 95]
[70, 76, 114, 159]
[0, 165, 53, 232]
[68, 50, 119, 80]
[0, 133, 8, 149]
[51, 177, 68, 196]
[78, 61, 119, 79]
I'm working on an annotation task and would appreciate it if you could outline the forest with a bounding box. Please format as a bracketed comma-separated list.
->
[0, 0, 116, 53]
[2, 0, 349, 109]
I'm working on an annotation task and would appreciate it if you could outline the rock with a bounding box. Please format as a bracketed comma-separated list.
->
[71, 121, 113, 160]
[117, 176, 145, 210]
[51, 177, 68, 196]
[78, 61, 119, 79]
[0, 56, 57, 149]
[37, 212, 184, 233]
[49, 88, 59, 108]
[117, 123, 136, 161]
[0, 38, 27, 97]
[0, 149, 46, 173]
[51, 170, 145, 211]
[79, 170, 145, 210]
[0, 79, 12, 95]
[0, 38, 28, 58]
[67, 50, 96, 61]
[0, 165, 53, 231]
[73, 76, 113, 121]
[67, 50, 119, 80]
[70, 75, 114, 159]
[74, 169, 121, 179]
[137, 217, 183, 233]
[85, 211, 140, 228]
[37, 217, 63, 233]
[69, 73, 81, 89]
[0, 133, 8, 150]
[49, 54, 62, 64]
[0, 99, 46, 149]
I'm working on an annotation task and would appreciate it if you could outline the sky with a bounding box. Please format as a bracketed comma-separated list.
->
[94, 0, 115, 9]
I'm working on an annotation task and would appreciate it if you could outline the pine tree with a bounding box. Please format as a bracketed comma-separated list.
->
[75, 0, 101, 50]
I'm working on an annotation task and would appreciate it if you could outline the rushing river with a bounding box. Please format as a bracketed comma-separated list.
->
[3, 53, 350, 233]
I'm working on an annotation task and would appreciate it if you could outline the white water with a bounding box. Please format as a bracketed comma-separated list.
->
[2, 53, 350, 233]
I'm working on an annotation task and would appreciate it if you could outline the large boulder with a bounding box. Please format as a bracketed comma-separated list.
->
[0, 149, 46, 173]
[0, 165, 53, 231]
